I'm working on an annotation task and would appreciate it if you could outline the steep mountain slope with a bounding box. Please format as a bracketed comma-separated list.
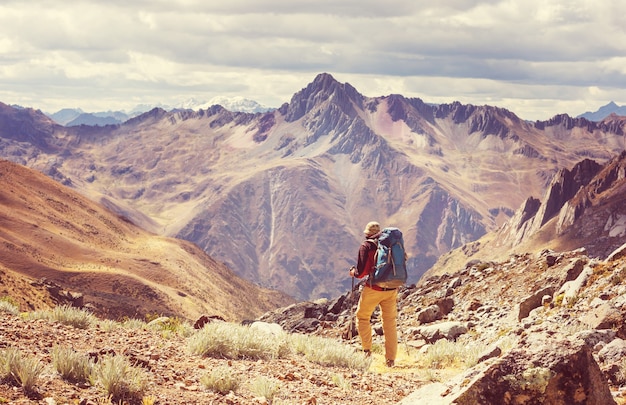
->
[0, 74, 624, 301]
[0, 159, 292, 321]
[429, 151, 626, 277]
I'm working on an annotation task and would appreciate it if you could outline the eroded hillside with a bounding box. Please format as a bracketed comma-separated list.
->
[0, 159, 293, 321]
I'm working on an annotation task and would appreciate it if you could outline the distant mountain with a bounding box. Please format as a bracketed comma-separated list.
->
[47, 97, 273, 127]
[49, 109, 136, 126]
[578, 101, 626, 121]
[174, 96, 274, 113]
[0, 74, 624, 301]
[48, 108, 83, 125]
[66, 113, 123, 127]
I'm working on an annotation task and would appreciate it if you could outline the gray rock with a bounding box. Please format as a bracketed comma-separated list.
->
[400, 336, 616, 405]
[518, 286, 554, 321]
[606, 241, 626, 262]
[557, 266, 592, 306]
[416, 321, 468, 343]
[417, 305, 442, 324]
[598, 338, 626, 364]
[250, 321, 284, 336]
[574, 329, 616, 348]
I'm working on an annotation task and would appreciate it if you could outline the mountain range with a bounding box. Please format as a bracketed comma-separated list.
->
[0, 73, 625, 302]
[46, 97, 273, 127]
[42, 98, 626, 129]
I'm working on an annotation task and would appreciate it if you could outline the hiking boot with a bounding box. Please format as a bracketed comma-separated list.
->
[363, 350, 371, 357]
[386, 359, 395, 367]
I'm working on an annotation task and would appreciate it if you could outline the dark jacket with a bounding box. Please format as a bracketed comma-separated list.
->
[355, 233, 380, 278]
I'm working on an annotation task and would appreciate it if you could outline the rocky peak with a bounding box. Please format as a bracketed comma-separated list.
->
[434, 102, 520, 138]
[556, 151, 626, 245]
[282, 73, 365, 122]
[539, 158, 604, 226]
[123, 107, 169, 127]
[598, 114, 626, 136]
[534, 113, 595, 131]
[0, 102, 58, 149]
[385, 94, 436, 139]
[499, 158, 603, 247]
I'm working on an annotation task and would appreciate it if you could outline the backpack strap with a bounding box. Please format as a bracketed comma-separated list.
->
[365, 239, 378, 287]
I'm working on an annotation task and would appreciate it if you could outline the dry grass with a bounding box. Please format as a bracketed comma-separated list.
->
[0, 347, 45, 395]
[51, 345, 93, 384]
[90, 355, 148, 404]
[199, 366, 240, 394]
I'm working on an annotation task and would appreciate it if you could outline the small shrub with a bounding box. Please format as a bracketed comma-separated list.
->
[0, 301, 18, 315]
[187, 322, 288, 360]
[147, 316, 194, 337]
[97, 319, 121, 332]
[91, 355, 148, 404]
[141, 395, 157, 405]
[28, 305, 96, 329]
[288, 333, 371, 370]
[0, 297, 18, 315]
[249, 376, 280, 402]
[503, 366, 554, 393]
[14, 356, 45, 394]
[52, 345, 93, 384]
[0, 347, 20, 379]
[0, 348, 45, 394]
[495, 334, 519, 354]
[418, 339, 487, 370]
[121, 318, 148, 330]
[554, 293, 565, 307]
[199, 365, 240, 394]
[331, 373, 351, 390]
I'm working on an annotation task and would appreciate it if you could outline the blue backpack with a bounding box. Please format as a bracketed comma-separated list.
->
[368, 227, 408, 289]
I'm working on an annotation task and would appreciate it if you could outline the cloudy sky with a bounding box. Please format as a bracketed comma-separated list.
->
[1, 0, 624, 120]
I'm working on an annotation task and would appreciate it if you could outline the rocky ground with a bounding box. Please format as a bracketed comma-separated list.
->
[260, 245, 626, 404]
[0, 311, 425, 405]
[3, 245, 626, 404]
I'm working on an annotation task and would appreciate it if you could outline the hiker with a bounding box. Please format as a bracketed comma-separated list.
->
[349, 221, 398, 367]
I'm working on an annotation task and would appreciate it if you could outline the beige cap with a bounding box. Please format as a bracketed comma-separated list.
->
[363, 221, 381, 236]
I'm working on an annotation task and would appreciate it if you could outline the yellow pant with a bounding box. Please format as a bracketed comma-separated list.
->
[355, 285, 398, 361]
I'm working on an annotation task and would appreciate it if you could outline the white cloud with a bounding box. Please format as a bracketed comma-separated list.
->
[0, 0, 624, 120]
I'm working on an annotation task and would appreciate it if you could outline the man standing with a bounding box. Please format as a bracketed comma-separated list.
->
[349, 221, 398, 367]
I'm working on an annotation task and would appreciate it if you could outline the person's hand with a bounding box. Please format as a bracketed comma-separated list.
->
[349, 266, 356, 277]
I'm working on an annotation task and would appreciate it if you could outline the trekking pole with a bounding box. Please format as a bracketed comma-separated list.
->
[347, 274, 355, 340]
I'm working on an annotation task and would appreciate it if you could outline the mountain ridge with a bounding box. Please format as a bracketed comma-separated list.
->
[0, 73, 625, 300]
[428, 151, 626, 278]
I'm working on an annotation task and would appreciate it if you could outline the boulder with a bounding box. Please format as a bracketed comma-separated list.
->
[400, 336, 616, 405]
[606, 241, 626, 262]
[562, 258, 586, 283]
[518, 286, 554, 321]
[435, 297, 455, 315]
[193, 314, 225, 329]
[416, 321, 468, 343]
[556, 266, 592, 306]
[417, 305, 442, 324]
[579, 303, 624, 336]
[598, 338, 626, 364]
[250, 321, 284, 336]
